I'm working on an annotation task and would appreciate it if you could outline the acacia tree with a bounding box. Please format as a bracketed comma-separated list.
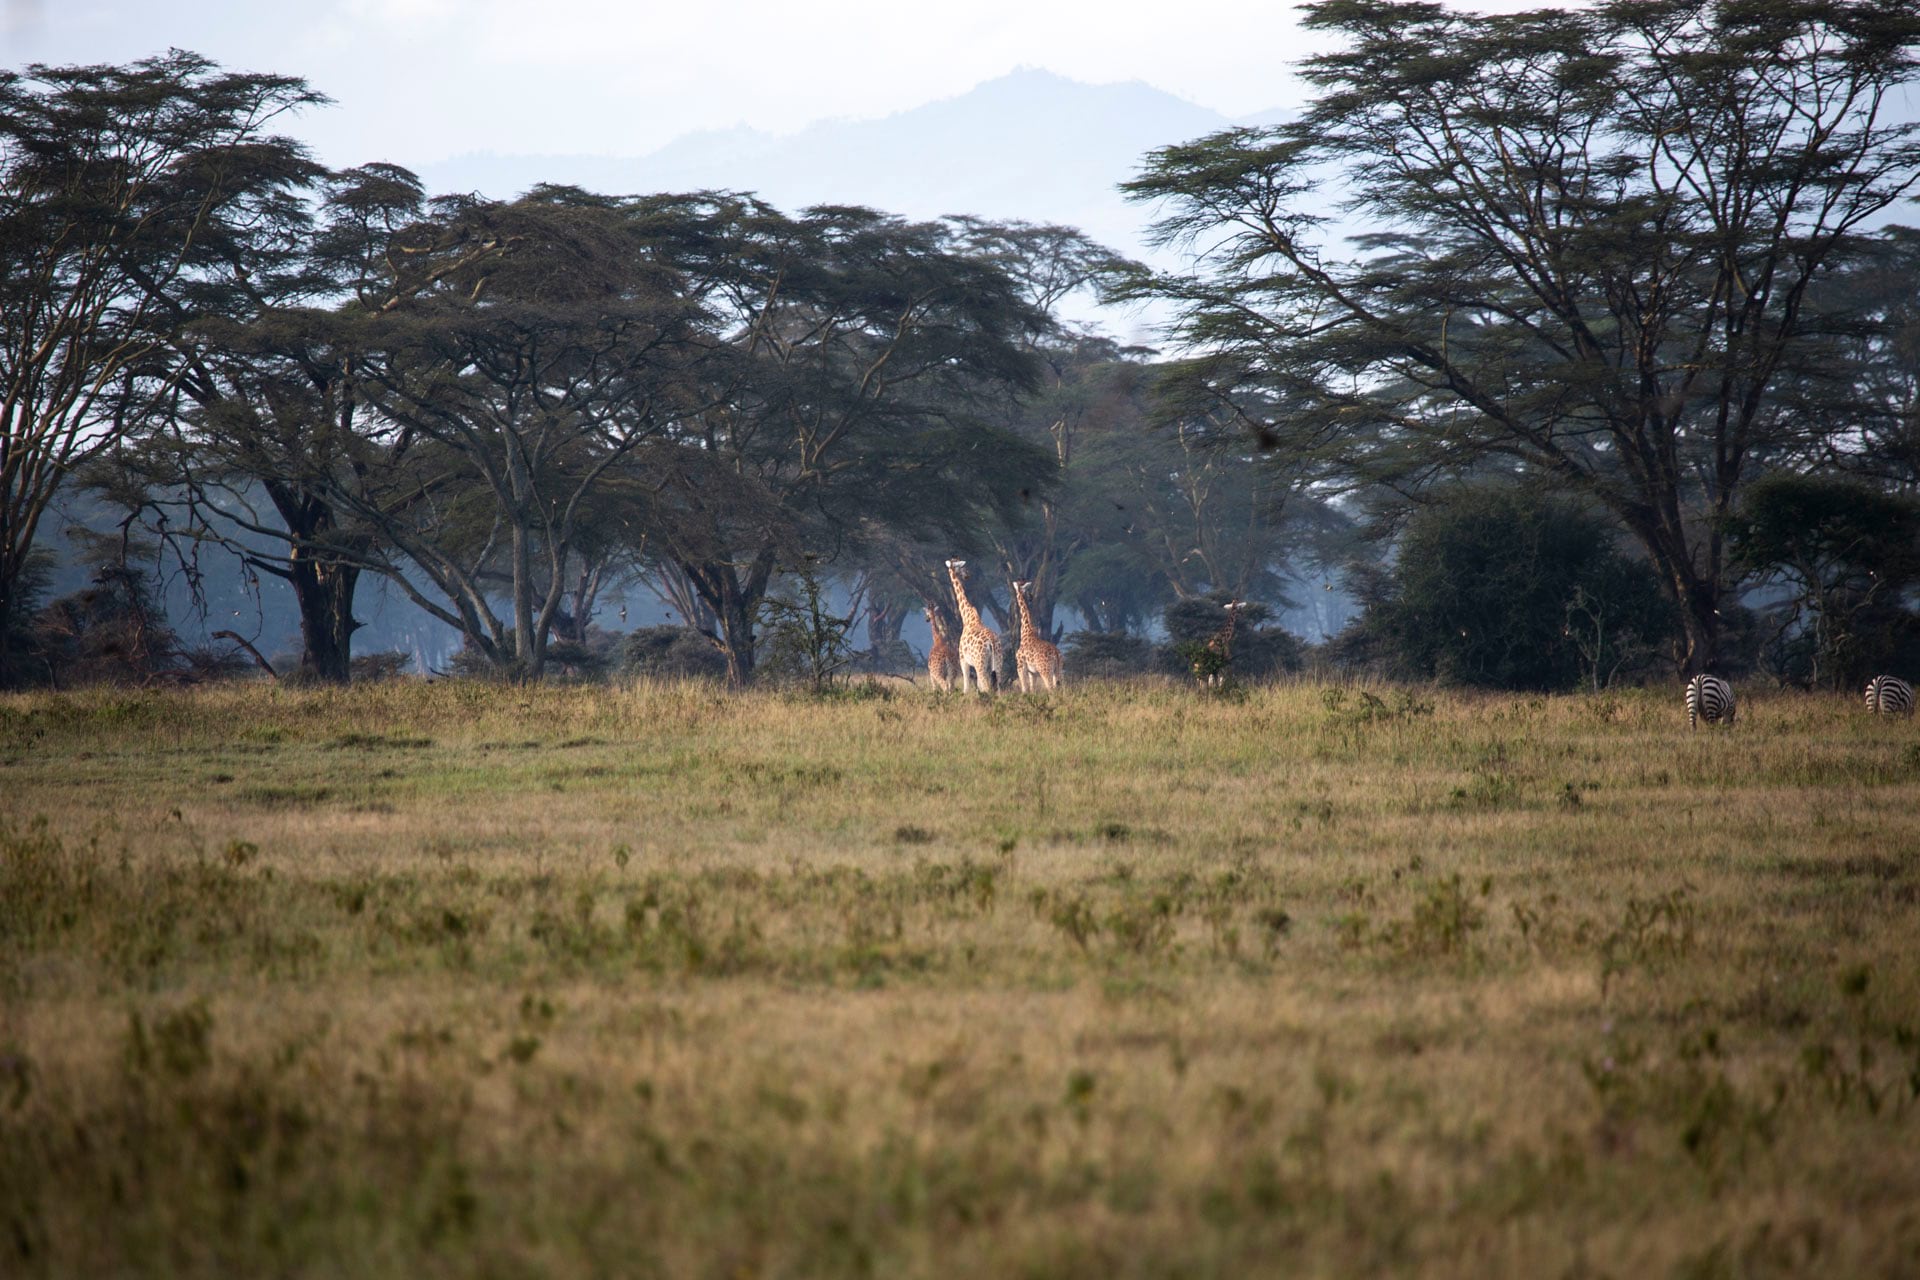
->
[121, 164, 431, 683]
[0, 52, 326, 682]
[1123, 0, 1920, 672]
[638, 202, 1052, 685]
[118, 163, 537, 683]
[334, 188, 712, 678]
[951, 222, 1138, 639]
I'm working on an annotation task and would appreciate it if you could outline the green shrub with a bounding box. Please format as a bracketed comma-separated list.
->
[620, 626, 728, 680]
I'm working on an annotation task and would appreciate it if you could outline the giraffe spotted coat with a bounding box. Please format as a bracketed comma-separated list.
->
[925, 607, 960, 692]
[944, 559, 1002, 695]
[1010, 580, 1063, 692]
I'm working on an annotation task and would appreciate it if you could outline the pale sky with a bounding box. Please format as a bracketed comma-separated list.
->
[0, 0, 1358, 169]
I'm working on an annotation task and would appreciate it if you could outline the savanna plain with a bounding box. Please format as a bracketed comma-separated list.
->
[2, 679, 1917, 1279]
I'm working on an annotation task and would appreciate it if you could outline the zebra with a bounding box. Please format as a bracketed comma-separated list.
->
[1685, 674, 1735, 729]
[1865, 675, 1915, 717]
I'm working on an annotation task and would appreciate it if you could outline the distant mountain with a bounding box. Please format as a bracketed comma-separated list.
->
[420, 69, 1280, 297]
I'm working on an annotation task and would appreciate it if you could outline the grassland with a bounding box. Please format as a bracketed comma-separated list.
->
[1, 678, 1917, 1278]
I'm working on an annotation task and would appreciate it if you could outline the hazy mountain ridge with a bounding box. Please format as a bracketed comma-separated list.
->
[421, 69, 1283, 270]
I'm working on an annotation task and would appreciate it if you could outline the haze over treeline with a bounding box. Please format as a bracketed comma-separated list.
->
[5, 0, 1920, 693]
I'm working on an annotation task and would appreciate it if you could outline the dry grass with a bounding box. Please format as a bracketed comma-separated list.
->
[2, 678, 1917, 1278]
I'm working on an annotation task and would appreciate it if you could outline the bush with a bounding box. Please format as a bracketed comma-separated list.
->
[544, 627, 622, 682]
[0, 549, 54, 688]
[1063, 630, 1155, 678]
[350, 650, 414, 682]
[1340, 487, 1674, 691]
[849, 637, 919, 676]
[756, 567, 857, 691]
[1729, 473, 1920, 688]
[439, 645, 510, 681]
[30, 559, 184, 688]
[1155, 596, 1304, 681]
[620, 626, 728, 681]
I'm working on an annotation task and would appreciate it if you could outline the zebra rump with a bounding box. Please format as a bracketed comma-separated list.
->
[1865, 675, 1915, 716]
[1685, 674, 1735, 729]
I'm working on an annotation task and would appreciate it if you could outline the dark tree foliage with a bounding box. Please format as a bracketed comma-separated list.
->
[30, 533, 184, 687]
[1061, 629, 1157, 679]
[1122, 0, 1920, 675]
[1346, 487, 1674, 690]
[134, 163, 430, 684]
[947, 222, 1141, 639]
[1726, 471, 1920, 686]
[1159, 594, 1304, 681]
[633, 201, 1055, 685]
[337, 187, 711, 679]
[0, 549, 52, 686]
[619, 626, 729, 681]
[1793, 226, 1920, 487]
[0, 52, 327, 684]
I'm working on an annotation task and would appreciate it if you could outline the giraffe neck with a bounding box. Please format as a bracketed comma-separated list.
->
[948, 567, 984, 632]
[1014, 587, 1041, 643]
[1214, 610, 1238, 650]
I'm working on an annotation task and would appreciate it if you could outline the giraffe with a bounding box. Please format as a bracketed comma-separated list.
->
[924, 606, 960, 692]
[1010, 579, 1063, 692]
[944, 558, 1002, 695]
[1195, 600, 1247, 686]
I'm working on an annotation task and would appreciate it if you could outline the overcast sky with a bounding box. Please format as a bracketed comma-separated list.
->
[0, 1, 1556, 172]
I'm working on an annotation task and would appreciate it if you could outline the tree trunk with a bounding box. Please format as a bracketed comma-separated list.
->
[561, 557, 604, 645]
[681, 549, 776, 687]
[510, 523, 539, 676]
[1616, 501, 1722, 677]
[264, 483, 366, 684]
[0, 581, 16, 687]
[1671, 569, 1721, 677]
[866, 600, 907, 651]
[719, 588, 756, 687]
[289, 556, 361, 684]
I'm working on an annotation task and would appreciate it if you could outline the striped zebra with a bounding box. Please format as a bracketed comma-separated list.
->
[1865, 675, 1915, 717]
[1685, 674, 1735, 729]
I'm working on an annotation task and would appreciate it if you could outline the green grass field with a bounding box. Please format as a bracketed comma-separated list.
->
[2, 679, 1917, 1278]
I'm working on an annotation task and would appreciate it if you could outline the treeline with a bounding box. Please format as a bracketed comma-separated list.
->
[0, 53, 1337, 690]
[8, 0, 1920, 694]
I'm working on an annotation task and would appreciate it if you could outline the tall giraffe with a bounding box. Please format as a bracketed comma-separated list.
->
[944, 559, 1002, 695]
[1010, 579, 1063, 692]
[924, 606, 960, 692]
[1195, 600, 1247, 686]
